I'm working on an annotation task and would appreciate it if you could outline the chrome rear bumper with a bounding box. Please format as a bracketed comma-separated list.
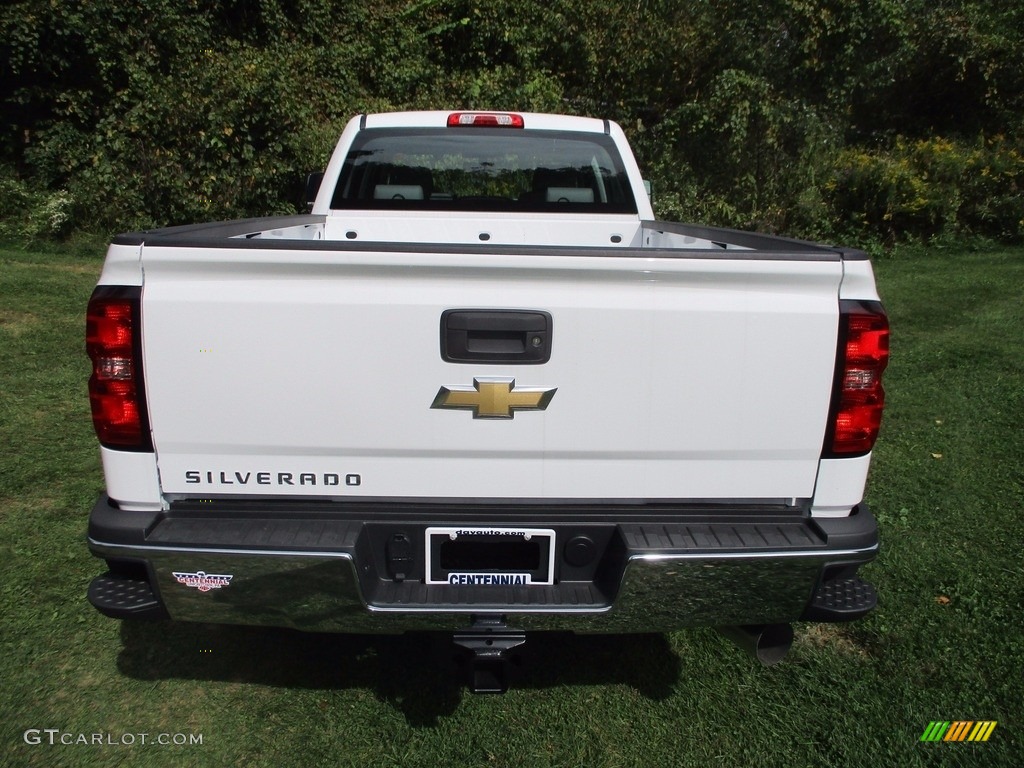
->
[87, 495, 878, 633]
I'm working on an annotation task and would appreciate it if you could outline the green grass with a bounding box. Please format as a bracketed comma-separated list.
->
[1, 242, 1021, 767]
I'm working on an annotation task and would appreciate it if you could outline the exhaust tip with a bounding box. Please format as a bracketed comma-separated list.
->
[717, 623, 794, 666]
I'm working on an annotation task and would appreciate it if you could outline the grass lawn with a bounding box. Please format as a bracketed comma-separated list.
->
[1, 242, 1021, 767]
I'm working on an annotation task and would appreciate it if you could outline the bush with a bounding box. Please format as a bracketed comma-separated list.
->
[1, 0, 1022, 243]
[2, 0, 442, 235]
[825, 136, 1024, 244]
[0, 170, 74, 241]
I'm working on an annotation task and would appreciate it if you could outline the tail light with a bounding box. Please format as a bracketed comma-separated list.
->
[824, 300, 889, 457]
[86, 286, 152, 451]
[447, 112, 525, 128]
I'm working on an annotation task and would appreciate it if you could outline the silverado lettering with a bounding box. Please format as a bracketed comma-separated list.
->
[85, 111, 888, 692]
[184, 471, 361, 486]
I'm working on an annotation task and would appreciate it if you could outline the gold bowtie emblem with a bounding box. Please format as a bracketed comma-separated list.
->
[432, 377, 556, 419]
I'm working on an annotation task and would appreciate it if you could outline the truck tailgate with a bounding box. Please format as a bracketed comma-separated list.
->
[139, 245, 843, 501]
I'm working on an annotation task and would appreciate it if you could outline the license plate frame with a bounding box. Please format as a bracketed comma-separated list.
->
[424, 526, 556, 586]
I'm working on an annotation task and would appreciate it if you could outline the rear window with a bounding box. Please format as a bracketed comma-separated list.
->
[331, 128, 638, 214]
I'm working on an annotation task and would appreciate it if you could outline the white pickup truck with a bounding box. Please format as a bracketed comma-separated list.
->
[85, 111, 888, 691]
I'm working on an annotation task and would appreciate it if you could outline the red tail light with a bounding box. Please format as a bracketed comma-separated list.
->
[87, 286, 152, 451]
[825, 301, 889, 457]
[447, 112, 525, 128]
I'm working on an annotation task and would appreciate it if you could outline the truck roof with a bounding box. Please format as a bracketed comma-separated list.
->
[361, 111, 611, 133]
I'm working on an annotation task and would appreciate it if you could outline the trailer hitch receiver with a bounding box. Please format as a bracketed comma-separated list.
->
[452, 616, 527, 693]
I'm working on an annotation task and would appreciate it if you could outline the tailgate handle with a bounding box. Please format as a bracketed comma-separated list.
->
[441, 310, 552, 364]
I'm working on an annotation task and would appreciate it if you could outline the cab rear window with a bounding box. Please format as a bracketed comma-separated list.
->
[330, 128, 638, 214]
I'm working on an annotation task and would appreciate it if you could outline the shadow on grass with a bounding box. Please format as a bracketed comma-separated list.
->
[117, 621, 681, 725]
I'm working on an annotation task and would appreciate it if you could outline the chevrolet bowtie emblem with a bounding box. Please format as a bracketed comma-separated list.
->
[432, 377, 557, 419]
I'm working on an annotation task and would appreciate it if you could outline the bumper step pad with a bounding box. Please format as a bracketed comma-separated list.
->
[803, 576, 877, 622]
[88, 572, 168, 620]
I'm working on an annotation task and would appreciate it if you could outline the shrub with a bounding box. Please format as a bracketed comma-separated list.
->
[0, 170, 74, 241]
[824, 136, 1023, 244]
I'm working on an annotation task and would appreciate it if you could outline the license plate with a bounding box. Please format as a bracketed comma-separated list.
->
[424, 526, 556, 586]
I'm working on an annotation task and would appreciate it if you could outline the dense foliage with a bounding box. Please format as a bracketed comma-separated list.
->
[2, 0, 1021, 244]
